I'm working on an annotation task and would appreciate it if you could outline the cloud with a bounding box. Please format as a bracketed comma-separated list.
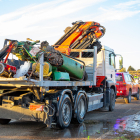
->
[92, 0, 140, 23]
[115, 0, 140, 9]
[119, 51, 140, 54]
[0, 0, 105, 37]
[0, 0, 140, 46]
[93, 9, 140, 22]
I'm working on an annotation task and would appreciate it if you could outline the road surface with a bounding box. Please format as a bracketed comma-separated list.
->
[0, 97, 140, 140]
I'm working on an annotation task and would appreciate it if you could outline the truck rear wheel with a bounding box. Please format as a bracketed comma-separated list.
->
[57, 94, 72, 128]
[73, 93, 86, 123]
[0, 119, 11, 125]
[109, 89, 115, 111]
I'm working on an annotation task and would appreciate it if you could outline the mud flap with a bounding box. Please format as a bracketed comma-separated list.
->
[103, 88, 110, 107]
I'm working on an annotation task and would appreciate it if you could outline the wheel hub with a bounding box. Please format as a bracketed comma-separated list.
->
[62, 103, 70, 125]
[78, 98, 85, 119]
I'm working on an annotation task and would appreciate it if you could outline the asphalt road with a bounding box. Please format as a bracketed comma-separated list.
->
[0, 97, 140, 140]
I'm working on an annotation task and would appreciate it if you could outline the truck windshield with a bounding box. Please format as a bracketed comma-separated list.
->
[115, 74, 123, 81]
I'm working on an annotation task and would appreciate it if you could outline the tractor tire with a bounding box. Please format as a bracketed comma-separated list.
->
[83, 71, 88, 81]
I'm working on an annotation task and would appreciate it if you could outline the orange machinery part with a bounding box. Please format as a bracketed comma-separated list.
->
[54, 48, 71, 55]
[30, 104, 44, 111]
[54, 21, 103, 55]
[54, 22, 102, 52]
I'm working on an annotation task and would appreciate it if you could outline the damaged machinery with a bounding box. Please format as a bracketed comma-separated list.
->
[0, 21, 105, 81]
[0, 39, 86, 80]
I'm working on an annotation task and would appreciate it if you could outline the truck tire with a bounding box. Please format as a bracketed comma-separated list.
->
[73, 93, 87, 123]
[124, 90, 131, 103]
[0, 97, 2, 105]
[109, 89, 115, 111]
[57, 94, 72, 128]
[83, 71, 88, 81]
[0, 119, 11, 125]
[134, 89, 139, 100]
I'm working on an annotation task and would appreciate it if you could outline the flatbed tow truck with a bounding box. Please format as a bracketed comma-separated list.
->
[0, 21, 123, 128]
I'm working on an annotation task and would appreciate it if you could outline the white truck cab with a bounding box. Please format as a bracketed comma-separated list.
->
[96, 45, 116, 83]
[73, 45, 120, 85]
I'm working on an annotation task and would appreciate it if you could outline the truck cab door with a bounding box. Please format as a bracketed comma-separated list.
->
[107, 52, 115, 81]
[108, 53, 123, 82]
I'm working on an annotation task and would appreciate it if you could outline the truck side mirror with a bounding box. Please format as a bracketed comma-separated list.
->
[115, 54, 123, 70]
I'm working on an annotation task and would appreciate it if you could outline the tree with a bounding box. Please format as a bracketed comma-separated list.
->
[119, 59, 123, 69]
[136, 69, 140, 77]
[119, 67, 126, 72]
[127, 66, 136, 71]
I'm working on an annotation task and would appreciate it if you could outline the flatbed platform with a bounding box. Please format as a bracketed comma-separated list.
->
[0, 77, 94, 87]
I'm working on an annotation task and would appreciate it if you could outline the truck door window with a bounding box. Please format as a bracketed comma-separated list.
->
[124, 74, 131, 82]
[124, 74, 128, 81]
[109, 53, 115, 68]
[115, 74, 123, 81]
[126, 74, 132, 82]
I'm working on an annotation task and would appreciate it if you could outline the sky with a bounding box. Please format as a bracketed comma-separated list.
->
[0, 0, 140, 70]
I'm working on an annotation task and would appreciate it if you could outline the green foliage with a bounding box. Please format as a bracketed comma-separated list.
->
[119, 67, 126, 72]
[119, 59, 123, 69]
[127, 66, 136, 71]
